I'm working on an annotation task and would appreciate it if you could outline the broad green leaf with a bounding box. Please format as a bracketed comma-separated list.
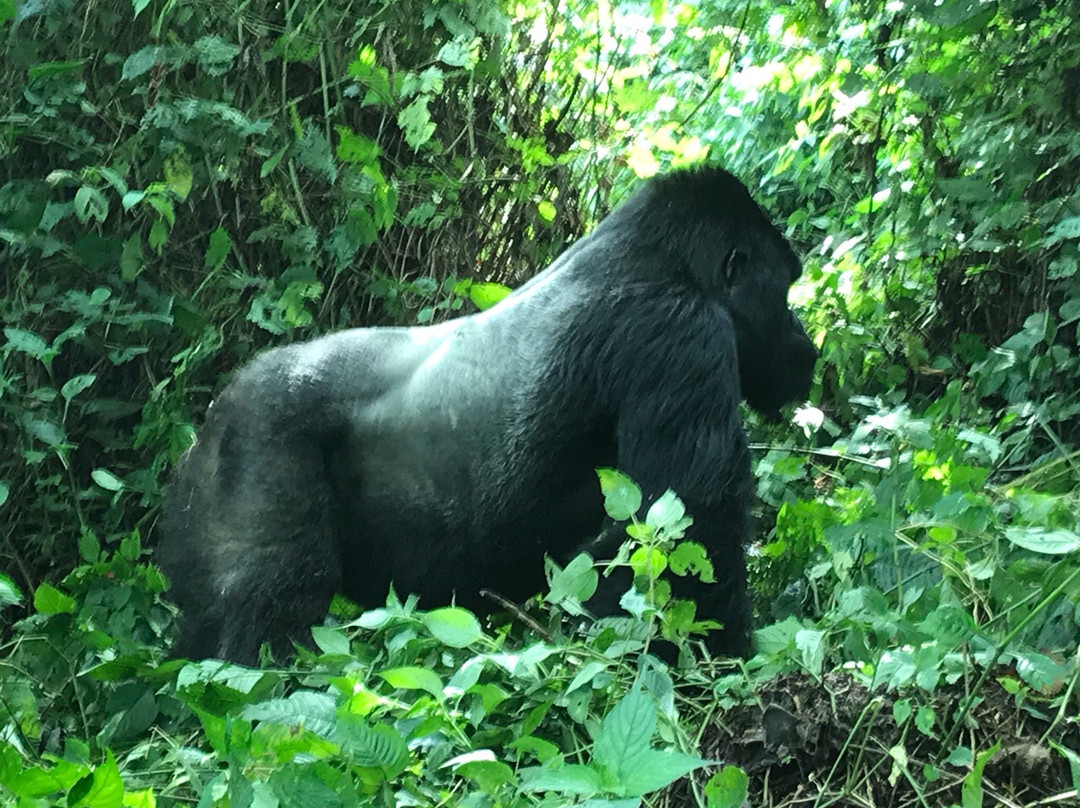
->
[537, 200, 557, 222]
[336, 716, 410, 774]
[629, 546, 667, 580]
[704, 765, 748, 808]
[122, 46, 164, 81]
[4, 328, 52, 361]
[795, 628, 825, 677]
[1046, 216, 1080, 246]
[565, 660, 608, 694]
[0, 573, 22, 608]
[618, 748, 710, 796]
[398, 97, 436, 150]
[163, 151, 193, 199]
[456, 759, 516, 794]
[380, 666, 444, 698]
[68, 751, 123, 808]
[91, 469, 124, 491]
[546, 552, 598, 605]
[962, 742, 1000, 808]
[893, 698, 912, 726]
[668, 542, 713, 582]
[1014, 651, 1066, 693]
[120, 234, 143, 280]
[593, 691, 657, 779]
[596, 468, 641, 521]
[335, 126, 381, 164]
[311, 625, 350, 655]
[34, 583, 75, 615]
[241, 691, 337, 738]
[422, 607, 482, 647]
[1003, 527, 1080, 555]
[519, 764, 603, 795]
[74, 187, 108, 223]
[645, 489, 685, 530]
[205, 227, 232, 270]
[122, 789, 156, 808]
[469, 282, 511, 310]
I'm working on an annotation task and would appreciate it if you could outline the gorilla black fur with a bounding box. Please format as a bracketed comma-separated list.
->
[158, 167, 818, 664]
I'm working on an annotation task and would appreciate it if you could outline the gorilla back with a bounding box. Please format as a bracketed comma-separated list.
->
[158, 166, 818, 663]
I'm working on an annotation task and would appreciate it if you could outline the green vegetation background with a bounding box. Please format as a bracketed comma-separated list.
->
[1, 0, 1079, 805]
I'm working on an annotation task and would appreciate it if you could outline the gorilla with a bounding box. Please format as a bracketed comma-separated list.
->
[158, 166, 818, 664]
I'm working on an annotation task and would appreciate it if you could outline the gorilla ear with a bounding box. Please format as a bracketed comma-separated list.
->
[724, 248, 748, 285]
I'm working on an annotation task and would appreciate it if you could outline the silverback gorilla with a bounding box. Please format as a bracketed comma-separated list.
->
[158, 167, 818, 664]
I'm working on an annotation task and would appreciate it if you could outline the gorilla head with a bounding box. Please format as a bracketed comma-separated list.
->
[158, 165, 817, 664]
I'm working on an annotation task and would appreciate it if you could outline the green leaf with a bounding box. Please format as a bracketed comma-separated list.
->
[668, 542, 713, 582]
[455, 759, 516, 794]
[645, 489, 685, 531]
[163, 151, 193, 199]
[537, 200, 557, 222]
[4, 328, 52, 361]
[132, 0, 155, 17]
[68, 751, 123, 808]
[0, 0, 15, 28]
[0, 573, 23, 608]
[335, 126, 381, 164]
[422, 607, 482, 647]
[120, 234, 143, 281]
[34, 583, 76, 615]
[380, 666, 444, 699]
[336, 716, 410, 775]
[915, 705, 936, 737]
[629, 546, 667, 579]
[962, 742, 1000, 808]
[241, 691, 337, 738]
[619, 749, 712, 796]
[311, 625, 350, 655]
[0, 481, 7, 509]
[591, 689, 708, 796]
[205, 227, 233, 270]
[74, 187, 109, 223]
[1046, 216, 1080, 246]
[519, 764, 604, 795]
[193, 35, 241, 77]
[61, 373, 97, 401]
[398, 97, 436, 150]
[1003, 527, 1080, 555]
[704, 765, 749, 808]
[795, 628, 825, 677]
[469, 282, 512, 310]
[893, 698, 912, 726]
[546, 553, 598, 606]
[1014, 652, 1066, 692]
[91, 469, 125, 491]
[597, 468, 642, 521]
[79, 529, 101, 562]
[122, 46, 164, 81]
[437, 39, 474, 68]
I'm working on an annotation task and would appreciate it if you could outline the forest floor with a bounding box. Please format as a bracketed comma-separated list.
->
[664, 671, 1077, 807]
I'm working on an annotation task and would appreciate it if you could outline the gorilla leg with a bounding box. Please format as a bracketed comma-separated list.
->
[160, 391, 342, 664]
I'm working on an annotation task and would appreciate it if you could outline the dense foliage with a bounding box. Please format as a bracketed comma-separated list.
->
[2, 0, 1079, 805]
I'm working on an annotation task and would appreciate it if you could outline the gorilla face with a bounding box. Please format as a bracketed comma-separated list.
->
[723, 239, 818, 419]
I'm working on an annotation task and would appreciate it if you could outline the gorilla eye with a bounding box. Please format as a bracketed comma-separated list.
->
[724, 249, 748, 283]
